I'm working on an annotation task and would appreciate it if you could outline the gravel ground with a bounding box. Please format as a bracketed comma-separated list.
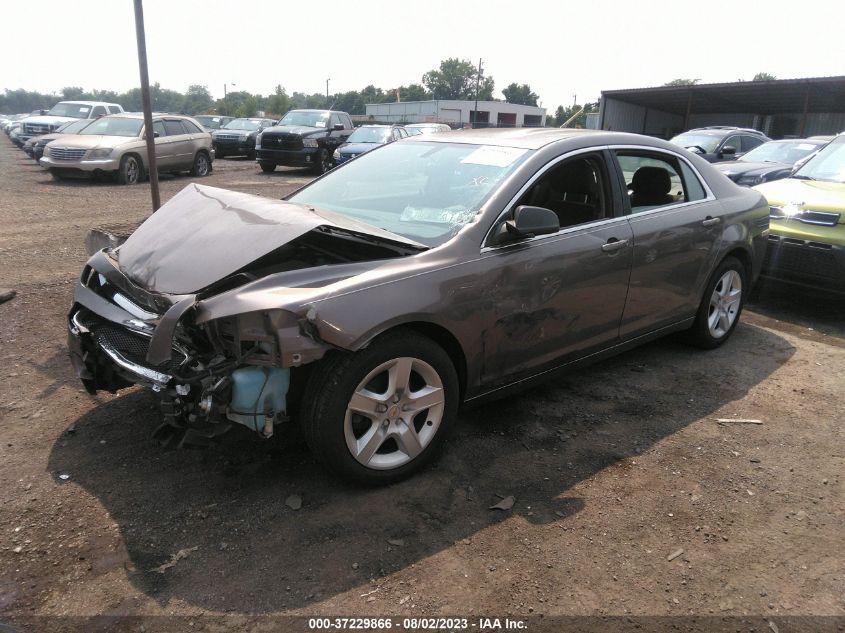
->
[0, 134, 843, 633]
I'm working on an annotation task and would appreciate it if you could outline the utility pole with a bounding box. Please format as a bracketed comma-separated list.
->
[224, 83, 236, 115]
[473, 58, 483, 128]
[326, 78, 331, 107]
[572, 94, 577, 106]
[132, 0, 159, 212]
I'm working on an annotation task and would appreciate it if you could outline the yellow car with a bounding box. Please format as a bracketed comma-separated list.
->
[754, 134, 845, 292]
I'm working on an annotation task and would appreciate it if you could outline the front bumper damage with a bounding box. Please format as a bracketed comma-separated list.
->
[68, 250, 332, 447]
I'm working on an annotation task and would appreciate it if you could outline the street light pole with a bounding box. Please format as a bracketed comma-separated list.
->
[132, 0, 159, 212]
[326, 78, 331, 107]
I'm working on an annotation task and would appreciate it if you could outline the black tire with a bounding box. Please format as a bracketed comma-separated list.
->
[50, 169, 64, 182]
[216, 150, 225, 159]
[259, 162, 276, 173]
[313, 148, 333, 175]
[117, 154, 142, 185]
[247, 150, 256, 161]
[190, 151, 211, 177]
[300, 329, 459, 485]
[687, 256, 746, 349]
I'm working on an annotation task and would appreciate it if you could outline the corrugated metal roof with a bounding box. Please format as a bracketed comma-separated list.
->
[601, 76, 845, 115]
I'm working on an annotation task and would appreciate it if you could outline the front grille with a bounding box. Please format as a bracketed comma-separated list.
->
[769, 207, 841, 227]
[78, 311, 186, 371]
[215, 133, 243, 142]
[50, 147, 87, 161]
[764, 236, 838, 280]
[260, 133, 303, 151]
[23, 122, 50, 135]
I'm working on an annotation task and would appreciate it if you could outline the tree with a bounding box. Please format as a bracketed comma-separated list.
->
[502, 83, 539, 106]
[61, 86, 87, 100]
[182, 85, 214, 114]
[266, 85, 291, 117]
[422, 58, 494, 100]
[398, 83, 430, 102]
[553, 102, 598, 128]
[752, 72, 777, 81]
[664, 78, 700, 86]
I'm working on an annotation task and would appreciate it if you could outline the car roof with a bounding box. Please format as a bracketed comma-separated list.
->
[58, 100, 121, 107]
[109, 112, 191, 120]
[680, 127, 766, 137]
[410, 127, 611, 150]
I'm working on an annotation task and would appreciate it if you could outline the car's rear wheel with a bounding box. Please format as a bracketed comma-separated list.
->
[313, 148, 332, 175]
[117, 154, 142, 185]
[190, 151, 211, 177]
[687, 256, 746, 348]
[300, 329, 459, 485]
[259, 162, 276, 173]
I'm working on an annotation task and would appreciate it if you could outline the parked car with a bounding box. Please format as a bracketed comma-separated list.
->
[754, 133, 845, 292]
[194, 115, 235, 132]
[18, 100, 123, 144]
[212, 117, 275, 159]
[404, 123, 451, 135]
[31, 119, 95, 161]
[67, 128, 768, 483]
[256, 109, 354, 174]
[39, 113, 212, 184]
[670, 126, 770, 162]
[714, 138, 827, 186]
[332, 124, 408, 165]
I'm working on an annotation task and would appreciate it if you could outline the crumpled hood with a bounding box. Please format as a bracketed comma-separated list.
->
[116, 184, 424, 294]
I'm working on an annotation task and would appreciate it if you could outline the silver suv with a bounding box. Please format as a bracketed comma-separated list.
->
[39, 113, 213, 185]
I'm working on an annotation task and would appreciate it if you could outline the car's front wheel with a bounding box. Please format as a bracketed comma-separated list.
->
[117, 154, 142, 185]
[301, 330, 459, 485]
[259, 162, 276, 173]
[687, 256, 746, 348]
[313, 148, 333, 175]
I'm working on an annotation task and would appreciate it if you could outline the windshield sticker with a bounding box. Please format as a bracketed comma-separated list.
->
[315, 121, 326, 127]
[401, 206, 476, 225]
[796, 143, 815, 150]
[212, 117, 220, 122]
[460, 146, 527, 167]
[79, 107, 90, 113]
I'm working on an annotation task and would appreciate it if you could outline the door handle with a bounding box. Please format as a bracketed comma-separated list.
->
[702, 216, 721, 227]
[601, 238, 629, 253]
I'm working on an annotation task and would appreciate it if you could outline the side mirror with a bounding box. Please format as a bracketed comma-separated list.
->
[490, 205, 560, 246]
[720, 145, 737, 156]
[333, 123, 345, 131]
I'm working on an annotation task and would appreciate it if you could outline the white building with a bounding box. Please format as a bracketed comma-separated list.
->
[364, 100, 546, 127]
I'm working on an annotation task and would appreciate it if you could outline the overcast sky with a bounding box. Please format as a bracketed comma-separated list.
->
[2, 0, 842, 112]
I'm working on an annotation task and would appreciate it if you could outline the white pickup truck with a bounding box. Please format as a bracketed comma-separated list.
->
[18, 101, 124, 143]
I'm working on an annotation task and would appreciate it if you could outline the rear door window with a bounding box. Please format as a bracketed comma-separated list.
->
[615, 151, 691, 212]
[152, 121, 166, 137]
[163, 120, 187, 136]
[741, 135, 764, 152]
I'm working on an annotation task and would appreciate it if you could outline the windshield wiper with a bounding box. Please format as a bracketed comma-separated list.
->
[791, 174, 815, 180]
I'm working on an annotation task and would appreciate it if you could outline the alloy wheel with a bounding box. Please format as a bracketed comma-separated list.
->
[343, 356, 445, 470]
[707, 269, 742, 338]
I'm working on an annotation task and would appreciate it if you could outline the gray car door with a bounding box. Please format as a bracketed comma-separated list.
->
[612, 148, 722, 338]
[479, 151, 634, 384]
[150, 120, 175, 168]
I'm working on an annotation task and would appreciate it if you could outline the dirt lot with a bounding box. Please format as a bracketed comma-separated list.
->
[0, 134, 843, 633]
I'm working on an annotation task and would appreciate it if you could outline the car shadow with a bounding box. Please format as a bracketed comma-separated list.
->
[47, 323, 794, 613]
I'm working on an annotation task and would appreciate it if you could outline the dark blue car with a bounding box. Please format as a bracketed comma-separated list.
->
[332, 125, 408, 165]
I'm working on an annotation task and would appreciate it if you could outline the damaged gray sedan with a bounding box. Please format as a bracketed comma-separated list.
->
[68, 128, 769, 484]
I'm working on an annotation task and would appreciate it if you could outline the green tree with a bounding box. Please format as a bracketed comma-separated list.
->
[752, 72, 777, 81]
[266, 85, 291, 117]
[182, 85, 214, 114]
[61, 86, 87, 100]
[422, 58, 494, 100]
[664, 78, 700, 86]
[502, 83, 539, 106]
[398, 83, 430, 102]
[554, 102, 598, 128]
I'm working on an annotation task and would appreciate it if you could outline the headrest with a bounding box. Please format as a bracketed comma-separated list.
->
[631, 166, 671, 195]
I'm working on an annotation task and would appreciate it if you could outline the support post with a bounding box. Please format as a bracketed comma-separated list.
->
[133, 0, 160, 212]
